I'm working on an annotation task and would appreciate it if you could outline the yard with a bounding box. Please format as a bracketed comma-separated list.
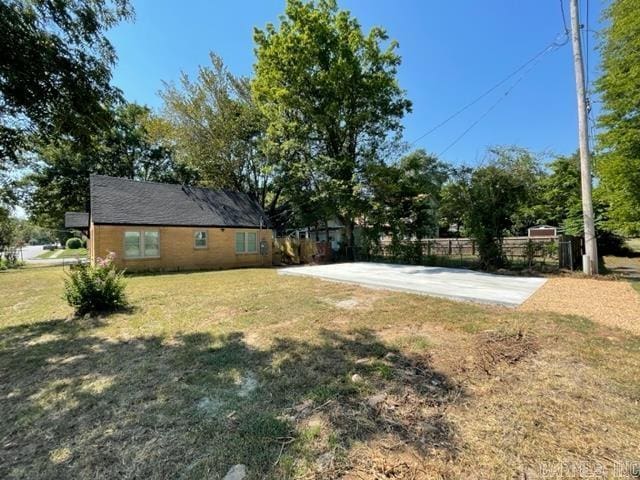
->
[36, 248, 88, 260]
[1, 266, 640, 479]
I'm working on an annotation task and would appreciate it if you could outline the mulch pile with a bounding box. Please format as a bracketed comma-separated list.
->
[519, 277, 640, 335]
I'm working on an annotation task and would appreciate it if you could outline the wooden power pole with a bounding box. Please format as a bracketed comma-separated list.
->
[569, 0, 598, 274]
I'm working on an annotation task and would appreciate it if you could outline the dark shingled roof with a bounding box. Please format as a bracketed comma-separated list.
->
[90, 175, 269, 228]
[65, 212, 89, 229]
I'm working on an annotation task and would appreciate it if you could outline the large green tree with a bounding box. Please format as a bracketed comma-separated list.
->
[23, 103, 193, 234]
[439, 147, 544, 237]
[365, 149, 448, 254]
[0, 0, 133, 166]
[595, 0, 640, 235]
[441, 163, 528, 269]
[253, 0, 411, 249]
[486, 146, 545, 234]
[160, 54, 286, 225]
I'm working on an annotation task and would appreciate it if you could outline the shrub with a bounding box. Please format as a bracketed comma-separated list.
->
[66, 237, 82, 249]
[597, 230, 634, 257]
[0, 248, 23, 270]
[64, 252, 127, 315]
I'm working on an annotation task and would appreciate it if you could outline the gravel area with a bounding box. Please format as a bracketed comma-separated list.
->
[520, 277, 640, 335]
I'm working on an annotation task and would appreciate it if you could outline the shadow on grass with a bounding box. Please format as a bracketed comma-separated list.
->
[0, 320, 464, 479]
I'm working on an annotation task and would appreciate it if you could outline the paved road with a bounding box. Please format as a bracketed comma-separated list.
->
[16, 245, 67, 265]
[18, 245, 48, 261]
[279, 262, 547, 307]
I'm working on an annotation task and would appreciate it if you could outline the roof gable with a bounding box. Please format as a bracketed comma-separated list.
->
[90, 175, 268, 228]
[65, 212, 89, 229]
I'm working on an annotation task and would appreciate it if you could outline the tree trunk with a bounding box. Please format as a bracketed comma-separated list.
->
[344, 219, 355, 261]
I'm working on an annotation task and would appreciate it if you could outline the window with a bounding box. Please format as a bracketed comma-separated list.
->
[194, 230, 208, 249]
[124, 230, 159, 259]
[235, 231, 258, 253]
[144, 231, 160, 257]
[246, 232, 257, 253]
[124, 231, 141, 258]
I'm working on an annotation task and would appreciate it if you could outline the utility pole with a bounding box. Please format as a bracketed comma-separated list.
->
[569, 0, 598, 274]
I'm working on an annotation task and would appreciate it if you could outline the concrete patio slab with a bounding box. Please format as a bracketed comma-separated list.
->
[278, 262, 547, 307]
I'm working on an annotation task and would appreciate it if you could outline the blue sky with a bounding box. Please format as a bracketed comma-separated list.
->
[107, 0, 603, 166]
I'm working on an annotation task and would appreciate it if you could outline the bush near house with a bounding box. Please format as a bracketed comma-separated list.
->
[63, 252, 127, 315]
[65, 237, 83, 249]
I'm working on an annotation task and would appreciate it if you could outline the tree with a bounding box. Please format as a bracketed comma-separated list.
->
[536, 153, 582, 229]
[442, 164, 527, 269]
[0, 0, 133, 166]
[595, 0, 640, 235]
[365, 150, 448, 258]
[537, 153, 624, 255]
[253, 0, 411, 250]
[160, 54, 287, 228]
[14, 219, 56, 245]
[23, 103, 192, 235]
[485, 146, 545, 234]
[439, 166, 473, 236]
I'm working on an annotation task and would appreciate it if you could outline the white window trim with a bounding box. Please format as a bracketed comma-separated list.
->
[123, 229, 160, 259]
[194, 230, 208, 249]
[235, 231, 258, 254]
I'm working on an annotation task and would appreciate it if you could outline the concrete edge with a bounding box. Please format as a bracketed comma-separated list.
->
[278, 269, 524, 308]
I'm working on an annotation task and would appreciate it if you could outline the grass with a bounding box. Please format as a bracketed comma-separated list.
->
[626, 238, 640, 253]
[36, 248, 87, 259]
[1, 267, 640, 479]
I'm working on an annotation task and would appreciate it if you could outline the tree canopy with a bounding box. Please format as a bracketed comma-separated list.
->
[160, 54, 288, 227]
[366, 149, 448, 240]
[0, 0, 133, 165]
[23, 103, 193, 235]
[252, 0, 411, 248]
[595, 0, 640, 235]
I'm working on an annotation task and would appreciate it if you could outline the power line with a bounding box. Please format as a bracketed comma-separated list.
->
[585, 0, 590, 88]
[560, 0, 570, 33]
[438, 47, 561, 157]
[409, 32, 569, 147]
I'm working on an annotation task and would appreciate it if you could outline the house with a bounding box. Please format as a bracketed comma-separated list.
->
[294, 218, 348, 251]
[66, 175, 273, 272]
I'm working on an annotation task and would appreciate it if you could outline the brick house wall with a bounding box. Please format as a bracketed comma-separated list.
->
[91, 224, 273, 272]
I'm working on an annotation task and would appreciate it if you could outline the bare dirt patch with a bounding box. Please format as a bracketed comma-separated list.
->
[519, 277, 640, 335]
[475, 328, 538, 375]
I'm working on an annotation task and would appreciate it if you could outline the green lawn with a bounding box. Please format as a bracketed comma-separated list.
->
[1, 267, 639, 479]
[36, 247, 87, 259]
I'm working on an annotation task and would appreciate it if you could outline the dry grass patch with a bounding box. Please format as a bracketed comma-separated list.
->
[1, 267, 640, 479]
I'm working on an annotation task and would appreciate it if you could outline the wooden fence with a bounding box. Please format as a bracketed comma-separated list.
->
[365, 236, 582, 270]
[273, 237, 319, 265]
[273, 235, 583, 270]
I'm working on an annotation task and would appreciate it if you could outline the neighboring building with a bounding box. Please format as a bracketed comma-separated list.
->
[67, 175, 272, 272]
[294, 218, 381, 253]
[295, 218, 347, 251]
[527, 225, 559, 238]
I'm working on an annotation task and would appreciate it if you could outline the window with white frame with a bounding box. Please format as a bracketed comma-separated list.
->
[235, 231, 257, 253]
[124, 230, 160, 259]
[194, 230, 208, 249]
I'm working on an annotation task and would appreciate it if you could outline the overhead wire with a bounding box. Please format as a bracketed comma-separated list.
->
[560, 0, 570, 33]
[409, 32, 569, 149]
[582, 0, 595, 151]
[437, 41, 566, 157]
[585, 0, 590, 88]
